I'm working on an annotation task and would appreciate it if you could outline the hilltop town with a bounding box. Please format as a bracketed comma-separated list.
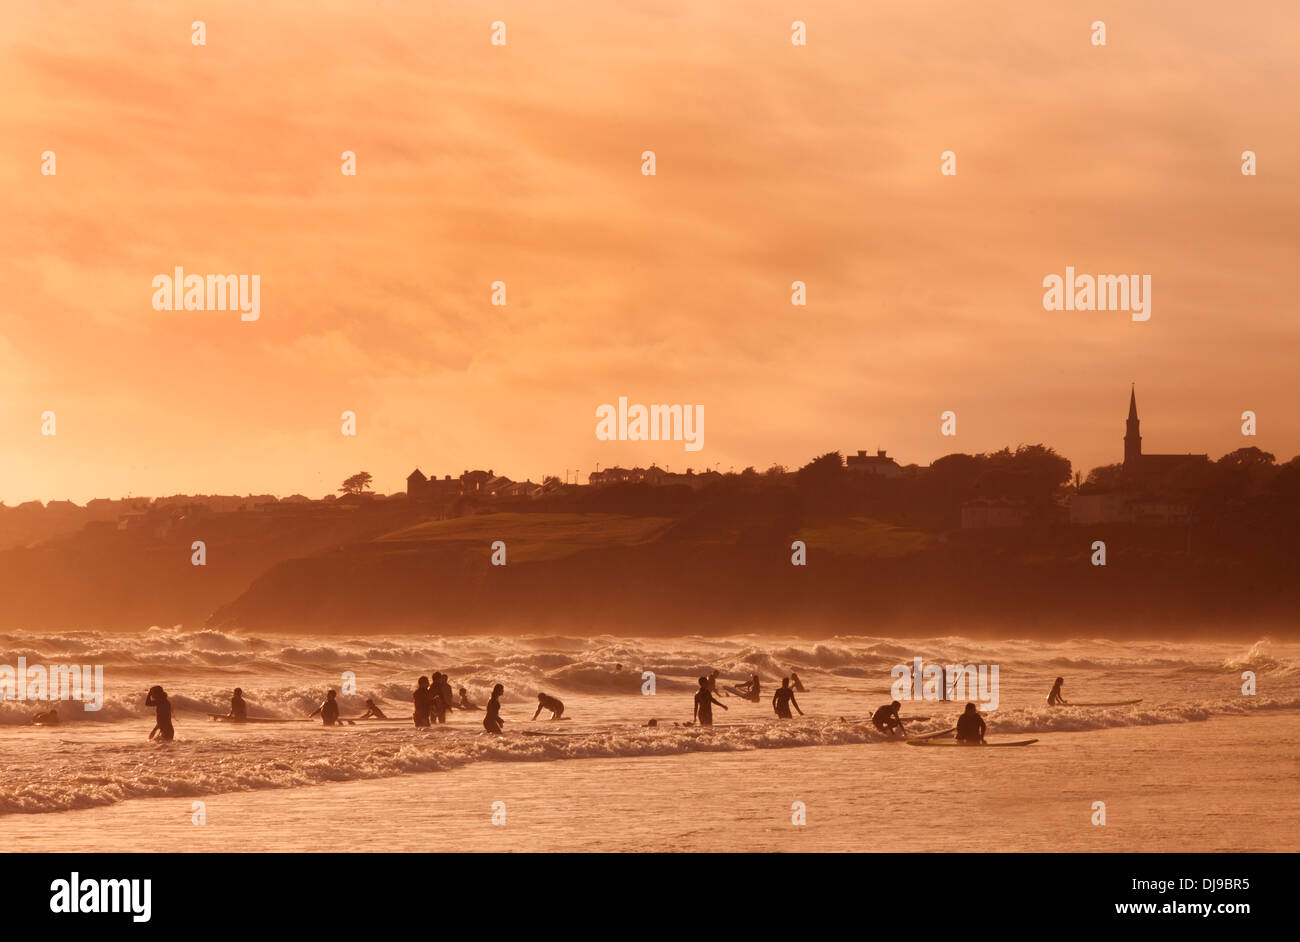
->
[2, 389, 1296, 635]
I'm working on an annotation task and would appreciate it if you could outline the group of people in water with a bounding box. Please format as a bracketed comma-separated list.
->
[138, 672, 1078, 743]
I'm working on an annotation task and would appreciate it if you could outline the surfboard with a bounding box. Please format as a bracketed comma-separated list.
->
[907, 738, 1038, 747]
[207, 714, 309, 724]
[1066, 700, 1143, 707]
[905, 727, 957, 742]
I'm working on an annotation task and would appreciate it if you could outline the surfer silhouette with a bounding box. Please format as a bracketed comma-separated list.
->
[228, 688, 247, 721]
[1047, 677, 1068, 706]
[359, 699, 388, 719]
[413, 676, 433, 727]
[32, 707, 59, 725]
[955, 702, 986, 744]
[309, 689, 343, 726]
[872, 700, 906, 736]
[458, 687, 479, 710]
[694, 676, 727, 727]
[532, 692, 565, 720]
[484, 684, 506, 734]
[727, 674, 761, 702]
[789, 671, 806, 692]
[146, 685, 174, 741]
[772, 677, 803, 718]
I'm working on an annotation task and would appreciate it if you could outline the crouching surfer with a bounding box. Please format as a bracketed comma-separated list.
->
[533, 692, 565, 720]
[955, 702, 986, 744]
[871, 700, 905, 737]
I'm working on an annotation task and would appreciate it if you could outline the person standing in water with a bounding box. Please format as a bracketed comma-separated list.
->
[771, 677, 804, 718]
[532, 692, 565, 720]
[429, 675, 448, 724]
[309, 689, 343, 726]
[146, 685, 174, 741]
[458, 687, 479, 710]
[413, 676, 433, 728]
[1047, 677, 1068, 706]
[955, 702, 986, 744]
[694, 676, 728, 727]
[484, 684, 506, 734]
[789, 671, 806, 692]
[228, 688, 247, 721]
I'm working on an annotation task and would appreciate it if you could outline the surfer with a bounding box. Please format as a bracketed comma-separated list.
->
[955, 702, 986, 744]
[228, 688, 248, 721]
[32, 707, 59, 725]
[413, 676, 433, 728]
[308, 689, 343, 726]
[707, 669, 723, 696]
[358, 699, 388, 720]
[1047, 677, 1068, 706]
[789, 671, 806, 692]
[458, 687, 479, 710]
[693, 676, 728, 727]
[484, 684, 505, 734]
[871, 700, 906, 737]
[430, 677, 448, 724]
[146, 685, 174, 741]
[727, 674, 761, 702]
[532, 692, 565, 720]
[432, 672, 455, 716]
[771, 677, 804, 718]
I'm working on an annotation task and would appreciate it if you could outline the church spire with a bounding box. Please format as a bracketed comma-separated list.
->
[1124, 385, 1141, 471]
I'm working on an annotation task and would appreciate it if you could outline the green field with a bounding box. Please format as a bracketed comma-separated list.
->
[375, 512, 674, 563]
[796, 516, 935, 558]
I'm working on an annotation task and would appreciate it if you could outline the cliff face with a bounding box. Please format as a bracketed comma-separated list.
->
[4, 502, 1296, 637]
[207, 517, 1299, 638]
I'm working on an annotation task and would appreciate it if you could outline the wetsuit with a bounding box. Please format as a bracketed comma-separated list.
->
[148, 693, 174, 741]
[320, 698, 341, 726]
[413, 687, 432, 727]
[534, 695, 564, 719]
[955, 711, 986, 743]
[694, 688, 717, 727]
[772, 687, 799, 718]
[484, 696, 504, 734]
[1047, 683, 1065, 706]
[230, 696, 247, 720]
[436, 677, 456, 713]
[872, 704, 902, 734]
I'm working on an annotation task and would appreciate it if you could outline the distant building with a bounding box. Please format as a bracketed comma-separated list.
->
[407, 468, 461, 503]
[1123, 387, 1208, 480]
[846, 449, 901, 478]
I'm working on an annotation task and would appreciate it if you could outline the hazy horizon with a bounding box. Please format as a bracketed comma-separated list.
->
[3, 0, 1298, 505]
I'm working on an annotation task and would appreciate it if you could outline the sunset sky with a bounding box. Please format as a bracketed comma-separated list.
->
[2, 0, 1297, 505]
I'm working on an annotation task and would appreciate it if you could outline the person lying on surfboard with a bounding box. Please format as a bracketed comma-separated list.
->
[726, 674, 761, 702]
[532, 692, 565, 720]
[31, 707, 59, 725]
[484, 684, 506, 734]
[789, 671, 806, 692]
[693, 676, 727, 727]
[227, 688, 248, 721]
[955, 702, 986, 744]
[1047, 677, 1068, 706]
[871, 701, 906, 736]
[358, 699, 388, 720]
[308, 689, 343, 726]
[772, 677, 804, 718]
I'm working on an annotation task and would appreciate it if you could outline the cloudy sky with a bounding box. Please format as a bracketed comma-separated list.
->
[1, 0, 1297, 503]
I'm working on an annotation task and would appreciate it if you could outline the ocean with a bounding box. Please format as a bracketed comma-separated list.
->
[0, 630, 1296, 850]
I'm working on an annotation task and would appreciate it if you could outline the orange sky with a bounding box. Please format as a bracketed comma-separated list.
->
[2, 0, 1297, 504]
